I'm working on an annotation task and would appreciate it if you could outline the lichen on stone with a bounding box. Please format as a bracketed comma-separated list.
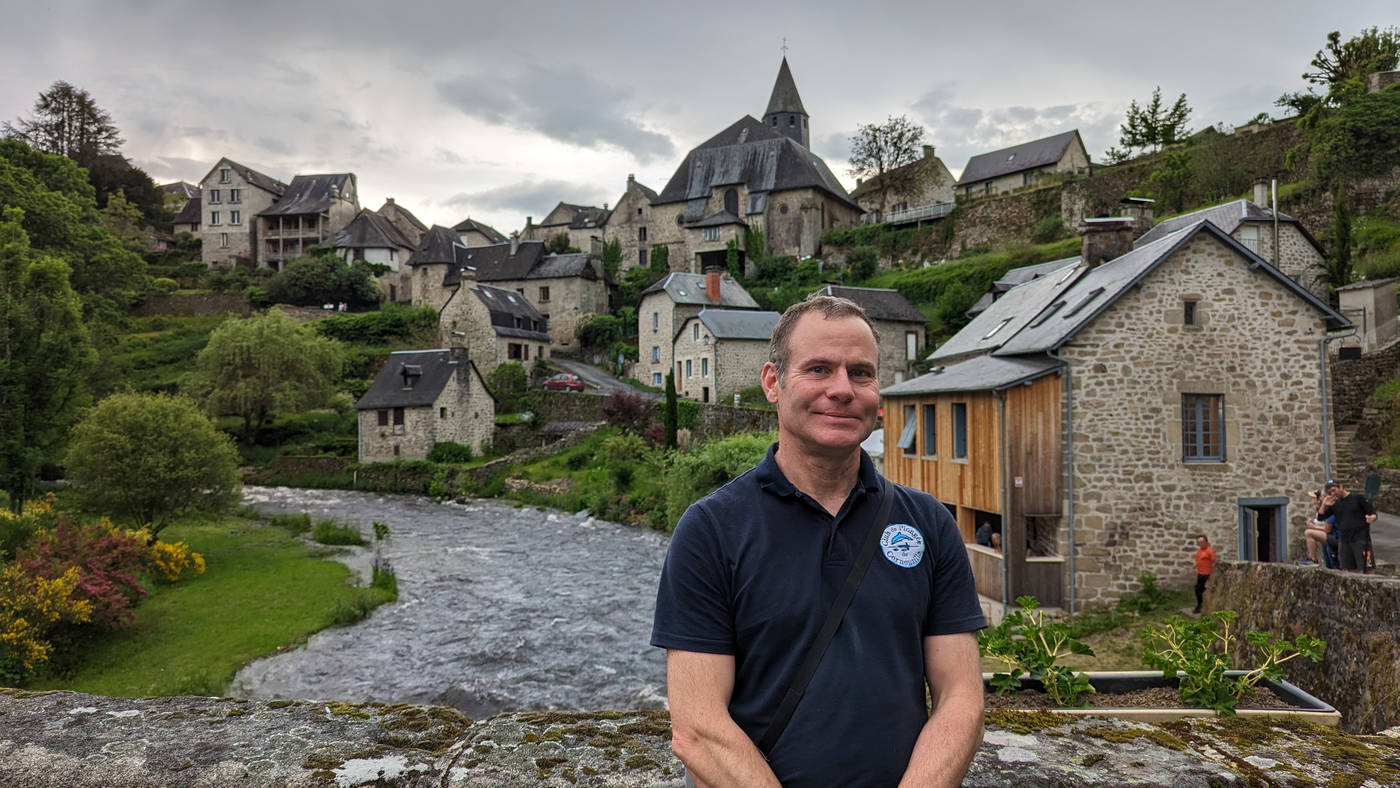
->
[1081, 724, 1187, 751]
[984, 709, 1074, 735]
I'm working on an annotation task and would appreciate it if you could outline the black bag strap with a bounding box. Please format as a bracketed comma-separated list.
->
[757, 477, 894, 757]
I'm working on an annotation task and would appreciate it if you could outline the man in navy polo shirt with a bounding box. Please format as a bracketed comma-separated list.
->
[652, 296, 986, 787]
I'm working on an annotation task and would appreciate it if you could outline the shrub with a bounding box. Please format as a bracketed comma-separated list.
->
[202, 265, 251, 293]
[329, 591, 374, 626]
[488, 363, 529, 413]
[314, 303, 438, 344]
[150, 277, 179, 294]
[145, 540, 207, 584]
[0, 493, 59, 561]
[565, 451, 593, 471]
[664, 432, 774, 526]
[264, 254, 383, 309]
[268, 513, 312, 535]
[371, 557, 398, 599]
[601, 391, 653, 433]
[0, 564, 92, 683]
[846, 246, 879, 280]
[18, 515, 148, 631]
[1030, 216, 1069, 244]
[599, 432, 650, 465]
[427, 441, 474, 464]
[311, 519, 364, 546]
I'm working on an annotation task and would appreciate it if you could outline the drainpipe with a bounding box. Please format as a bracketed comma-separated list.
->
[997, 389, 1010, 608]
[1272, 179, 1281, 268]
[1047, 350, 1075, 614]
[1320, 326, 1358, 482]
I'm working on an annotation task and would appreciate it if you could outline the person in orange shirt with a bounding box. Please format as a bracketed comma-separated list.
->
[1193, 535, 1218, 615]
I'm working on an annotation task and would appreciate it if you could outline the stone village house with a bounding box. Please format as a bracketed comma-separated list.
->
[810, 285, 927, 388]
[956, 130, 1090, 199]
[257, 173, 360, 270]
[198, 157, 287, 267]
[331, 207, 420, 303]
[879, 217, 1349, 611]
[849, 145, 957, 226]
[672, 309, 780, 404]
[638, 268, 759, 389]
[355, 348, 495, 462]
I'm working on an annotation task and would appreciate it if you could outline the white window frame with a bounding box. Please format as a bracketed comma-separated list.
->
[701, 357, 709, 377]
[704, 227, 720, 241]
[210, 211, 221, 225]
[219, 167, 231, 183]
[685, 359, 692, 377]
[230, 210, 241, 225]
[651, 346, 660, 363]
[652, 372, 663, 387]
[229, 188, 241, 203]
[219, 233, 229, 248]
[208, 189, 221, 203]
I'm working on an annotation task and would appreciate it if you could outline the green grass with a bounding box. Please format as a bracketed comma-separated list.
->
[312, 518, 365, 545]
[26, 513, 391, 698]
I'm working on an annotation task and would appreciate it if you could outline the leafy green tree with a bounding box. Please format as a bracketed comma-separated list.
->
[2, 81, 123, 168]
[98, 190, 151, 255]
[649, 243, 669, 275]
[1303, 27, 1400, 96]
[1323, 186, 1353, 295]
[725, 239, 741, 277]
[487, 362, 528, 412]
[846, 246, 878, 281]
[65, 392, 240, 537]
[848, 115, 926, 217]
[0, 207, 95, 512]
[194, 309, 344, 441]
[575, 313, 623, 350]
[548, 232, 571, 254]
[1307, 86, 1400, 185]
[601, 238, 622, 281]
[1145, 150, 1193, 214]
[264, 252, 382, 308]
[1119, 87, 1192, 154]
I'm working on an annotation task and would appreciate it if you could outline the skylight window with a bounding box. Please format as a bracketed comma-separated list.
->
[1056, 264, 1079, 284]
[982, 317, 1013, 340]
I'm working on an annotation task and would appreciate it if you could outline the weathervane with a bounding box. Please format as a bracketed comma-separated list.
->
[781, 38, 788, 56]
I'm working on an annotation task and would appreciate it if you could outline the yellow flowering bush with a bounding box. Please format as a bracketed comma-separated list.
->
[0, 493, 59, 561]
[0, 564, 93, 681]
[145, 540, 207, 583]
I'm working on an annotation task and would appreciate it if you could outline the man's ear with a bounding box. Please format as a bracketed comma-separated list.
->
[761, 362, 780, 404]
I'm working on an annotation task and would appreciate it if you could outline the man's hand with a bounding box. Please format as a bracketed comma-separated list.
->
[666, 650, 780, 788]
[899, 632, 984, 787]
[1367, 513, 1378, 524]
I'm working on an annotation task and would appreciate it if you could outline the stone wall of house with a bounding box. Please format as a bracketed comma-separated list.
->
[1329, 339, 1400, 427]
[1059, 233, 1333, 605]
[638, 292, 700, 389]
[136, 292, 251, 318]
[482, 273, 605, 352]
[711, 338, 770, 404]
[671, 315, 713, 400]
[200, 167, 280, 267]
[1209, 560, 1400, 734]
[1242, 222, 1327, 299]
[412, 263, 455, 313]
[873, 319, 924, 387]
[609, 177, 654, 274]
[358, 363, 495, 463]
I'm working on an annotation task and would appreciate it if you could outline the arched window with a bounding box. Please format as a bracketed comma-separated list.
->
[724, 188, 739, 216]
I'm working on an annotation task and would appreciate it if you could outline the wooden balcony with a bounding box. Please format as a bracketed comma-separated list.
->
[965, 544, 1065, 609]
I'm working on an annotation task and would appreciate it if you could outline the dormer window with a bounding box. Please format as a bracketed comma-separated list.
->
[399, 364, 422, 389]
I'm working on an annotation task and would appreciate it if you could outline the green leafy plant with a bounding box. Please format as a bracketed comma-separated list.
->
[1141, 610, 1326, 714]
[978, 596, 1096, 707]
[371, 521, 390, 542]
[311, 518, 364, 546]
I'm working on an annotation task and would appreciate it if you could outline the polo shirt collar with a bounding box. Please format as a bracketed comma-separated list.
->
[755, 442, 882, 499]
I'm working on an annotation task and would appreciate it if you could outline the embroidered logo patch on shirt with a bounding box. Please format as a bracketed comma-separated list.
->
[880, 524, 924, 568]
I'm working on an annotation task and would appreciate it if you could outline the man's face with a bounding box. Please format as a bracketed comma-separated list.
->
[1197, 536, 1208, 550]
[761, 313, 880, 456]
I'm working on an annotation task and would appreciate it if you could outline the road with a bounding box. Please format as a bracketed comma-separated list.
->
[1372, 511, 1400, 567]
[550, 358, 660, 399]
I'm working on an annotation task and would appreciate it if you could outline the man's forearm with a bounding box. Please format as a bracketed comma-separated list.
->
[897, 693, 984, 788]
[671, 718, 779, 788]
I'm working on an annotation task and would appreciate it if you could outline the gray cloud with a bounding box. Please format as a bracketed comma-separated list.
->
[256, 136, 294, 156]
[134, 156, 211, 181]
[443, 179, 611, 218]
[435, 66, 674, 163]
[913, 94, 1119, 175]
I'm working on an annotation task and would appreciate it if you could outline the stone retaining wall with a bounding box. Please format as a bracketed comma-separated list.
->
[537, 391, 775, 439]
[1209, 560, 1400, 733]
[1330, 339, 1400, 427]
[135, 292, 250, 318]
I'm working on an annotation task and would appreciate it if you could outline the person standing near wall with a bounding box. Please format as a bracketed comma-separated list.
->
[1318, 481, 1378, 574]
[1193, 534, 1217, 615]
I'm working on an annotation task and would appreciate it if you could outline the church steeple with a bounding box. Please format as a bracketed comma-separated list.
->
[762, 57, 809, 149]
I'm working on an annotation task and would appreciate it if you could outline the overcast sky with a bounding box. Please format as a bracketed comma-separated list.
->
[0, 1, 1391, 234]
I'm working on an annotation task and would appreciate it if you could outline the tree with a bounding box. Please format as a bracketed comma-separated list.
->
[1307, 87, 1400, 185]
[0, 207, 94, 512]
[194, 309, 344, 441]
[848, 115, 926, 217]
[64, 393, 240, 537]
[1303, 27, 1400, 96]
[263, 252, 383, 308]
[663, 372, 679, 450]
[601, 238, 622, 281]
[1144, 150, 1193, 214]
[548, 232, 571, 254]
[487, 362, 528, 413]
[1322, 186, 1353, 296]
[846, 246, 878, 281]
[3, 82, 123, 169]
[98, 190, 151, 255]
[1118, 87, 1192, 154]
[649, 243, 669, 275]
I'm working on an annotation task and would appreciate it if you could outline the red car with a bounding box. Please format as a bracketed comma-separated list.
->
[542, 373, 585, 392]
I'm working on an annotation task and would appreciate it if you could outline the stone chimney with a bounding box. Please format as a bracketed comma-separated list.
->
[627, 173, 635, 184]
[509, 231, 520, 256]
[1368, 70, 1400, 93]
[385, 197, 395, 205]
[1078, 218, 1137, 269]
[448, 346, 470, 385]
[1253, 179, 1269, 206]
[923, 144, 935, 159]
[1118, 197, 1155, 238]
[704, 262, 723, 304]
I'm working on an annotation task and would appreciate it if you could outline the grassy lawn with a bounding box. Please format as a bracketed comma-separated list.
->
[26, 512, 389, 698]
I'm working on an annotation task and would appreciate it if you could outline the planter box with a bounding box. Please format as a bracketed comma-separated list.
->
[984, 670, 1341, 726]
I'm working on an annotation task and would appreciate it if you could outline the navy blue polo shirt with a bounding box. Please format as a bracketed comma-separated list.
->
[651, 444, 985, 787]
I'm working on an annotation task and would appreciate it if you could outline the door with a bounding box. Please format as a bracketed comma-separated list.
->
[1237, 497, 1289, 562]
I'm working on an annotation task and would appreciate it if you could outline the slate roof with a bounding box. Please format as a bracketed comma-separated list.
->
[690, 211, 748, 229]
[641, 272, 760, 308]
[1134, 199, 1317, 250]
[930, 220, 1349, 366]
[812, 285, 926, 323]
[472, 284, 551, 341]
[965, 256, 1080, 317]
[160, 181, 198, 199]
[528, 252, 598, 281]
[454, 240, 547, 281]
[957, 130, 1082, 186]
[695, 308, 781, 341]
[652, 115, 856, 210]
[201, 158, 287, 197]
[763, 57, 807, 117]
[260, 173, 355, 217]
[173, 197, 201, 225]
[378, 199, 428, 236]
[356, 349, 464, 410]
[331, 209, 414, 250]
[881, 355, 1061, 397]
[452, 217, 507, 243]
[538, 203, 611, 230]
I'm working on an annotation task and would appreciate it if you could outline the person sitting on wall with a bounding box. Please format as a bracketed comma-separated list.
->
[1317, 481, 1378, 574]
[1299, 488, 1339, 568]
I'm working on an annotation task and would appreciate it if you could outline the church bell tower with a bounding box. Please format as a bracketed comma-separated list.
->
[762, 57, 809, 149]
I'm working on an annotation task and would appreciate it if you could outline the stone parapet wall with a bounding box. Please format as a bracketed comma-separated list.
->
[1330, 339, 1400, 427]
[3, 689, 1397, 786]
[1209, 560, 1400, 733]
[135, 292, 250, 318]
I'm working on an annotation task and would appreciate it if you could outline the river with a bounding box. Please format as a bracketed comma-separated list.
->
[229, 487, 670, 718]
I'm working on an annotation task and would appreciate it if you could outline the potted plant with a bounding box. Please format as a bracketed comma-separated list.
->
[980, 598, 1340, 726]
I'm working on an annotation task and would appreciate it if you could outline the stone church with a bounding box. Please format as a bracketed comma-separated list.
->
[600, 58, 862, 275]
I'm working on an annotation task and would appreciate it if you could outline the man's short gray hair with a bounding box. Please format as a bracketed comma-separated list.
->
[768, 294, 879, 381]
